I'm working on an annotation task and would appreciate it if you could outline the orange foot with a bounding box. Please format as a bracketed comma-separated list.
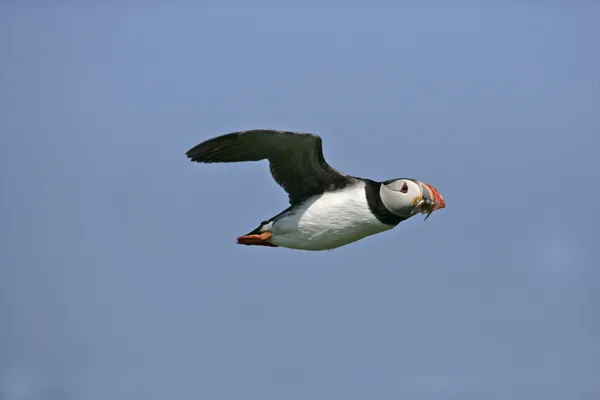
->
[236, 231, 278, 247]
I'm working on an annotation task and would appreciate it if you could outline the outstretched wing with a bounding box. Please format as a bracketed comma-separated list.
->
[186, 129, 355, 204]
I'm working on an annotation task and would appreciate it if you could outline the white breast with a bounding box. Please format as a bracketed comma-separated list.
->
[269, 181, 394, 250]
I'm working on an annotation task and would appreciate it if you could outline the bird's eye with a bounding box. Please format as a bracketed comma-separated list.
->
[400, 182, 409, 193]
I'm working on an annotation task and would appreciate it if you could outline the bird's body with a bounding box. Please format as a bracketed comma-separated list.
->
[251, 180, 397, 251]
[186, 129, 445, 251]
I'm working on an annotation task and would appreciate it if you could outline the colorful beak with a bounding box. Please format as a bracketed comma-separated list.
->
[422, 183, 446, 211]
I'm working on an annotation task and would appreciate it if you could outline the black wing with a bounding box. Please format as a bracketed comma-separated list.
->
[186, 129, 355, 204]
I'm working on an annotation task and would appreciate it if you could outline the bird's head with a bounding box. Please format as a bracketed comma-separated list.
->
[380, 178, 446, 220]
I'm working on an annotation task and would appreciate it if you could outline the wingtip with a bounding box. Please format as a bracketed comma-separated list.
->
[185, 144, 203, 162]
[184, 150, 195, 161]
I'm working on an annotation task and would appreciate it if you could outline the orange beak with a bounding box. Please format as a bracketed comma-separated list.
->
[423, 183, 446, 211]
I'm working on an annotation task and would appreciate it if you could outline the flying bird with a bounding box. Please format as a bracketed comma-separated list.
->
[186, 129, 445, 251]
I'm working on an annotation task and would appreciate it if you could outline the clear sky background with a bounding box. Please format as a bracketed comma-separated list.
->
[1, 3, 599, 399]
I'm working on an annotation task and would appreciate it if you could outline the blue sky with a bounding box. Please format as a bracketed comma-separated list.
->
[1, 3, 599, 399]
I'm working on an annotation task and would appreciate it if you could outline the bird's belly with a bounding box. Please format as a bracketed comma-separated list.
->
[269, 187, 394, 250]
[271, 222, 391, 250]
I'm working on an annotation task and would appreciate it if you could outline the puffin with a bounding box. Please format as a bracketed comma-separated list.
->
[186, 129, 445, 251]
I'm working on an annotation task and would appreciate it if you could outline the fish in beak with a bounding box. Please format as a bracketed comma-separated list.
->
[417, 182, 446, 220]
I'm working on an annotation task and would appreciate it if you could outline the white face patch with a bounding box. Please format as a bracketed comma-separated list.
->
[379, 179, 422, 217]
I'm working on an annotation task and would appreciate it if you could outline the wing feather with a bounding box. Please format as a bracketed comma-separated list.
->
[186, 129, 354, 204]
